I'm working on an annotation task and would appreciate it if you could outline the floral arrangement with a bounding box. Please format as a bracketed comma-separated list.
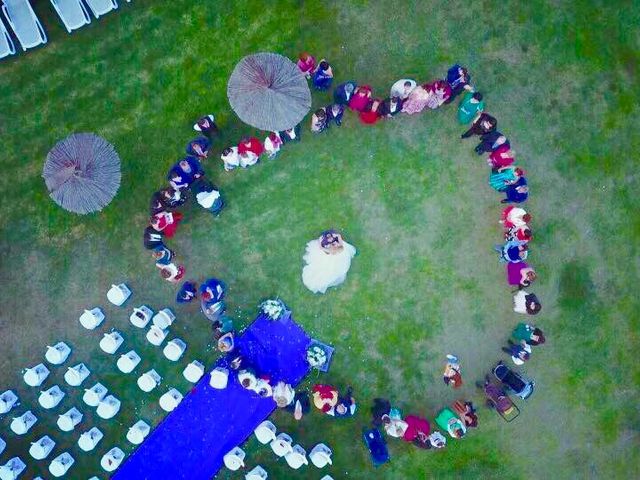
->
[306, 344, 328, 368]
[259, 298, 287, 321]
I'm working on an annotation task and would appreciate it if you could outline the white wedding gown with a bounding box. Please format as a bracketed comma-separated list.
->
[302, 238, 356, 294]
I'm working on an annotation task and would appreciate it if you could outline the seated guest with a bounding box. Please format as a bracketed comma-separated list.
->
[238, 137, 264, 167]
[176, 281, 197, 303]
[512, 322, 546, 346]
[151, 211, 183, 238]
[218, 332, 235, 353]
[382, 414, 409, 438]
[263, 132, 283, 159]
[360, 98, 383, 124]
[143, 225, 164, 250]
[453, 401, 478, 428]
[505, 225, 532, 243]
[475, 131, 509, 155]
[200, 277, 225, 305]
[425, 80, 452, 109]
[278, 124, 302, 143]
[254, 378, 273, 398]
[168, 169, 190, 191]
[194, 180, 224, 215]
[401, 83, 431, 115]
[502, 176, 529, 203]
[186, 137, 210, 159]
[311, 108, 328, 133]
[211, 315, 235, 338]
[371, 398, 392, 426]
[348, 85, 372, 112]
[152, 245, 174, 266]
[193, 114, 218, 137]
[312, 384, 338, 413]
[159, 263, 186, 283]
[163, 186, 186, 208]
[149, 189, 172, 216]
[379, 96, 403, 117]
[446, 416, 467, 439]
[327, 387, 356, 417]
[445, 64, 471, 101]
[458, 91, 484, 124]
[500, 206, 530, 228]
[496, 240, 528, 263]
[296, 52, 316, 78]
[334, 81, 357, 105]
[489, 166, 525, 192]
[285, 390, 311, 420]
[221, 146, 240, 171]
[327, 103, 345, 127]
[402, 415, 430, 442]
[312, 60, 334, 91]
[390, 78, 417, 100]
[461, 112, 497, 138]
[168, 156, 204, 189]
[513, 290, 542, 315]
[506, 262, 537, 289]
[503, 339, 531, 365]
[488, 144, 516, 168]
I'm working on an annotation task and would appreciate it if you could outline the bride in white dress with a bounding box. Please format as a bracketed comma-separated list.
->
[302, 230, 356, 294]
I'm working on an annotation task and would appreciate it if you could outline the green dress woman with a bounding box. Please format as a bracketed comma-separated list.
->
[457, 91, 484, 124]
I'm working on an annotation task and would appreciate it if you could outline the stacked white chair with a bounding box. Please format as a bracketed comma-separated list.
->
[100, 330, 124, 354]
[146, 325, 168, 346]
[78, 427, 103, 452]
[284, 444, 308, 469]
[0, 457, 26, 480]
[0, 390, 19, 414]
[79, 308, 105, 330]
[254, 420, 277, 444]
[57, 407, 82, 431]
[83, 383, 108, 407]
[38, 385, 65, 409]
[152, 308, 175, 329]
[159, 388, 183, 412]
[64, 363, 90, 386]
[137, 370, 161, 393]
[107, 283, 131, 306]
[223, 447, 245, 471]
[183, 360, 205, 383]
[126, 420, 150, 445]
[10, 411, 37, 435]
[49, 452, 74, 478]
[117, 350, 141, 373]
[130, 305, 153, 328]
[270, 433, 293, 458]
[45, 342, 72, 365]
[0, 437, 5, 456]
[96, 395, 121, 420]
[23, 363, 50, 387]
[245, 466, 268, 480]
[309, 443, 333, 468]
[209, 367, 229, 389]
[163, 338, 186, 361]
[101, 447, 125, 472]
[29, 435, 55, 460]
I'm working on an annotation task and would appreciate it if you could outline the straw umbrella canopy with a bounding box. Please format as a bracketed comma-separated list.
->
[43, 133, 121, 215]
[227, 52, 311, 131]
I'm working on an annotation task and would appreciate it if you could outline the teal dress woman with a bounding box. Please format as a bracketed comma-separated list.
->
[489, 167, 523, 192]
[458, 91, 484, 124]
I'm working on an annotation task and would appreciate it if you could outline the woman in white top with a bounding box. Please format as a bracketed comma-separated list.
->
[390, 78, 417, 99]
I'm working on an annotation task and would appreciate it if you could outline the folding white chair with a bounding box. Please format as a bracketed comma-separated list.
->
[50, 0, 90, 33]
[100, 330, 124, 354]
[183, 360, 205, 383]
[0, 390, 19, 414]
[10, 410, 37, 435]
[1, 0, 47, 51]
[101, 447, 125, 472]
[29, 435, 55, 460]
[284, 444, 308, 469]
[163, 338, 186, 361]
[117, 350, 141, 373]
[23, 363, 50, 387]
[270, 433, 293, 457]
[83, 382, 107, 407]
[152, 308, 175, 329]
[49, 452, 74, 477]
[96, 395, 120, 419]
[209, 367, 229, 389]
[159, 388, 183, 412]
[57, 407, 82, 431]
[0, 457, 26, 479]
[130, 305, 153, 328]
[107, 283, 131, 306]
[254, 420, 277, 444]
[126, 420, 150, 445]
[79, 307, 104, 329]
[223, 446, 245, 471]
[38, 385, 65, 409]
[64, 363, 90, 386]
[78, 427, 103, 452]
[245, 465, 268, 480]
[146, 325, 168, 346]
[309, 443, 333, 468]
[137, 369, 161, 392]
[45, 341, 71, 365]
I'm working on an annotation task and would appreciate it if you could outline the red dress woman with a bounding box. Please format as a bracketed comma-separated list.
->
[238, 137, 264, 157]
[348, 85, 372, 112]
[359, 98, 383, 124]
[488, 144, 516, 168]
[151, 211, 183, 238]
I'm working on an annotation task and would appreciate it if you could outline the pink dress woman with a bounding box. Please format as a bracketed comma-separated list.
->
[425, 80, 452, 109]
[402, 83, 431, 114]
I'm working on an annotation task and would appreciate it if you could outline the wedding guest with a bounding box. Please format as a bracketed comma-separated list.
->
[334, 81, 357, 105]
[495, 240, 528, 263]
[238, 137, 263, 167]
[263, 132, 283, 159]
[488, 144, 515, 168]
[475, 131, 509, 155]
[513, 290, 542, 315]
[218, 332, 235, 353]
[312, 384, 339, 413]
[453, 401, 478, 428]
[327, 386, 356, 417]
[402, 82, 431, 114]
[382, 414, 409, 438]
[461, 112, 497, 138]
[443, 354, 462, 388]
[505, 225, 532, 243]
[312, 60, 334, 91]
[193, 114, 218, 137]
[380, 96, 403, 117]
[159, 263, 186, 283]
[371, 398, 392, 426]
[273, 382, 296, 408]
[176, 281, 197, 303]
[211, 315, 235, 338]
[151, 211, 183, 238]
[390, 78, 417, 99]
[500, 206, 531, 229]
[311, 108, 328, 133]
[506, 262, 537, 289]
[168, 156, 204, 189]
[402, 415, 431, 442]
[238, 369, 258, 390]
[502, 340, 531, 365]
[425, 80, 452, 109]
[221, 146, 240, 171]
[143, 225, 164, 250]
[489, 166, 525, 192]
[502, 177, 529, 203]
[348, 85, 372, 112]
[152, 245, 174, 266]
[163, 186, 186, 208]
[186, 137, 210, 159]
[414, 431, 447, 449]
[194, 180, 224, 215]
[445, 64, 471, 101]
[279, 124, 302, 143]
[360, 98, 383, 124]
[512, 323, 546, 346]
[149, 189, 172, 216]
[168, 169, 190, 191]
[285, 390, 311, 420]
[327, 103, 345, 126]
[458, 91, 484, 124]
[200, 277, 225, 305]
[296, 52, 316, 78]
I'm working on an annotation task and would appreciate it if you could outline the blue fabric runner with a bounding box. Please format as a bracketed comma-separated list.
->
[114, 312, 310, 480]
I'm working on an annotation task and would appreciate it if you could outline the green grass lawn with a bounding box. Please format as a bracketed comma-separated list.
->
[0, 0, 638, 478]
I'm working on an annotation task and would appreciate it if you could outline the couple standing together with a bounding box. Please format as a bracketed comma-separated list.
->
[302, 230, 356, 294]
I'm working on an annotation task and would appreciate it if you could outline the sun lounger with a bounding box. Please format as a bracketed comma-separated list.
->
[1, 0, 47, 51]
[83, 0, 117, 19]
[0, 15, 15, 58]
[50, 0, 90, 33]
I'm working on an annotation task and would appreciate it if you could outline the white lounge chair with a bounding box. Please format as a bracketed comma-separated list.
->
[10, 410, 37, 435]
[270, 433, 293, 458]
[23, 363, 50, 387]
[152, 308, 175, 329]
[78, 427, 103, 452]
[0, 457, 26, 479]
[0, 390, 19, 414]
[1, 0, 46, 51]
[79, 307, 105, 329]
[64, 363, 90, 386]
[163, 338, 186, 361]
[50, 0, 90, 33]
[309, 443, 333, 468]
[83, 382, 107, 406]
[130, 305, 153, 328]
[245, 465, 268, 480]
[84, 0, 117, 19]
[57, 407, 82, 431]
[137, 369, 161, 392]
[284, 444, 308, 469]
[107, 283, 131, 306]
[126, 420, 150, 445]
[49, 452, 74, 478]
[223, 446, 245, 471]
[183, 360, 205, 383]
[45, 341, 71, 365]
[96, 395, 120, 419]
[159, 388, 182, 412]
[100, 447, 124, 472]
[29, 435, 55, 460]
[209, 367, 229, 389]
[117, 350, 141, 373]
[146, 325, 168, 346]
[0, 16, 15, 59]
[100, 330, 124, 354]
[254, 420, 277, 444]
[38, 385, 65, 409]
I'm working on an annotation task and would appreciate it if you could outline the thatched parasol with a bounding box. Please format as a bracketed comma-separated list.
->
[43, 133, 121, 215]
[227, 52, 311, 131]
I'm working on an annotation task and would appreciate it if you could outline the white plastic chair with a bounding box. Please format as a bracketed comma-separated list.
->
[50, 0, 90, 33]
[146, 325, 168, 346]
[0, 457, 26, 479]
[100, 447, 125, 472]
[254, 420, 277, 444]
[284, 444, 308, 469]
[78, 427, 103, 452]
[64, 363, 90, 386]
[85, 0, 118, 19]
[45, 341, 71, 365]
[223, 446, 245, 471]
[38, 385, 65, 409]
[1, 0, 47, 51]
[152, 308, 175, 329]
[130, 305, 153, 328]
[83, 382, 108, 407]
[107, 283, 131, 306]
[96, 395, 120, 419]
[10, 410, 37, 435]
[270, 433, 293, 457]
[309, 443, 333, 468]
[29, 435, 55, 460]
[117, 350, 141, 373]
[49, 452, 74, 478]
[126, 420, 150, 445]
[57, 407, 82, 431]
[209, 367, 229, 389]
[137, 369, 161, 392]
[100, 330, 124, 354]
[183, 360, 205, 383]
[0, 390, 18, 414]
[159, 388, 183, 412]
[79, 307, 105, 329]
[163, 338, 186, 361]
[0, 437, 5, 456]
[23, 363, 50, 387]
[320, 476, 335, 480]
[245, 465, 268, 480]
